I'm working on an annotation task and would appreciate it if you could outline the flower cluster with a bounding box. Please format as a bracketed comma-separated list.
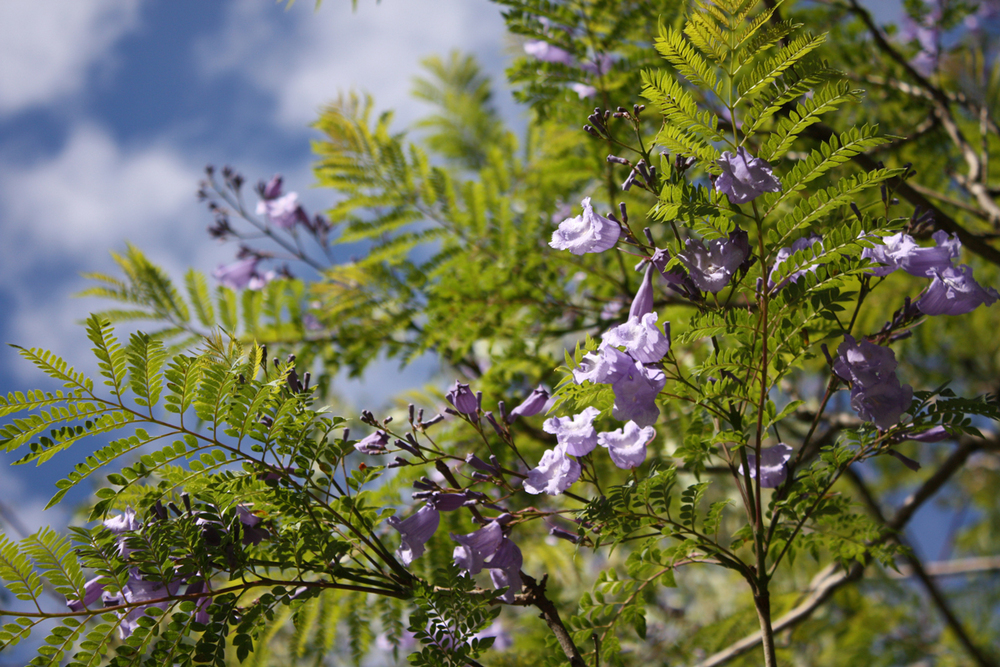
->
[549, 197, 621, 255]
[714, 147, 782, 204]
[833, 335, 913, 429]
[65, 504, 268, 638]
[862, 230, 998, 315]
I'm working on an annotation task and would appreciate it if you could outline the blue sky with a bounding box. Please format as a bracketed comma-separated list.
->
[0, 0, 516, 537]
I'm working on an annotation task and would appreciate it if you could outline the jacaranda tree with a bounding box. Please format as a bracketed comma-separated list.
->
[2, 1, 999, 665]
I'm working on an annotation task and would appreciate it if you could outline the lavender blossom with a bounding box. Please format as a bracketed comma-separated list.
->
[259, 174, 283, 200]
[256, 191, 305, 230]
[508, 386, 550, 421]
[570, 83, 597, 99]
[677, 229, 749, 293]
[522, 444, 581, 495]
[715, 147, 781, 204]
[543, 407, 600, 456]
[184, 580, 211, 625]
[451, 521, 504, 575]
[611, 363, 665, 427]
[549, 197, 621, 255]
[66, 576, 106, 612]
[236, 506, 267, 546]
[603, 313, 671, 364]
[523, 40, 575, 66]
[916, 264, 999, 316]
[387, 504, 440, 566]
[740, 443, 793, 488]
[446, 381, 479, 415]
[904, 425, 950, 442]
[862, 230, 960, 277]
[104, 508, 141, 558]
[768, 233, 822, 291]
[213, 257, 260, 290]
[629, 264, 656, 319]
[487, 537, 523, 603]
[573, 343, 632, 385]
[597, 421, 656, 469]
[117, 572, 182, 639]
[834, 336, 913, 429]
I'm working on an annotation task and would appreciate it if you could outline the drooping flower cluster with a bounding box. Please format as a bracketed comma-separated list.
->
[833, 335, 913, 429]
[862, 230, 998, 316]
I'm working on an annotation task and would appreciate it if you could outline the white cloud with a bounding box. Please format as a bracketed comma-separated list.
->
[0, 0, 142, 115]
[0, 124, 209, 273]
[200, 0, 512, 131]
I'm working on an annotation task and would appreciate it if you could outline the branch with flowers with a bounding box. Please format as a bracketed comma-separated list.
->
[2, 1, 1000, 666]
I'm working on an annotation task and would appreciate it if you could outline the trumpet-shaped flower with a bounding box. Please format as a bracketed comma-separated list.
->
[678, 229, 749, 293]
[508, 386, 550, 421]
[573, 343, 632, 385]
[862, 230, 960, 277]
[597, 421, 656, 469]
[387, 504, 440, 566]
[451, 521, 504, 574]
[834, 336, 913, 429]
[543, 407, 600, 456]
[446, 381, 479, 414]
[916, 264, 999, 316]
[549, 197, 621, 255]
[523, 444, 581, 495]
[611, 363, 665, 427]
[603, 313, 671, 364]
[488, 537, 524, 603]
[715, 148, 781, 204]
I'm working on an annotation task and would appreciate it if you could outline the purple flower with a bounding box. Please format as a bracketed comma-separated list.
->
[508, 386, 550, 421]
[573, 343, 632, 385]
[834, 336, 913, 429]
[451, 521, 504, 575]
[523, 40, 574, 66]
[715, 147, 781, 204]
[446, 381, 479, 415]
[184, 580, 211, 625]
[740, 443, 793, 488]
[602, 313, 671, 364]
[832, 335, 899, 387]
[104, 509, 141, 558]
[597, 421, 656, 469]
[487, 537, 523, 603]
[851, 376, 914, 429]
[611, 363, 665, 427]
[355, 430, 390, 454]
[66, 576, 106, 612]
[387, 504, 440, 566]
[259, 174, 283, 200]
[213, 257, 261, 290]
[570, 83, 597, 99]
[117, 571, 181, 639]
[916, 264, 999, 316]
[256, 192, 305, 230]
[428, 492, 470, 512]
[549, 197, 621, 255]
[862, 230, 960, 277]
[768, 233, 822, 291]
[543, 407, 600, 456]
[678, 229, 749, 293]
[236, 506, 267, 546]
[580, 53, 614, 75]
[523, 444, 581, 495]
[629, 264, 656, 319]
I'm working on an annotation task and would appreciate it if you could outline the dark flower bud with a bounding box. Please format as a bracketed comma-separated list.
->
[420, 414, 444, 428]
[286, 368, 302, 393]
[549, 526, 582, 544]
[205, 165, 215, 176]
[387, 457, 410, 469]
[471, 472, 491, 482]
[394, 439, 419, 456]
[342, 428, 350, 442]
[607, 155, 629, 165]
[259, 175, 283, 200]
[411, 491, 434, 500]
[620, 202, 629, 224]
[412, 477, 436, 491]
[446, 381, 478, 415]
[181, 492, 192, 515]
[303, 372, 311, 391]
[408, 404, 415, 423]
[887, 449, 921, 471]
[466, 453, 499, 475]
[484, 411, 505, 436]
[430, 492, 467, 511]
[622, 171, 637, 191]
[383, 416, 393, 425]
